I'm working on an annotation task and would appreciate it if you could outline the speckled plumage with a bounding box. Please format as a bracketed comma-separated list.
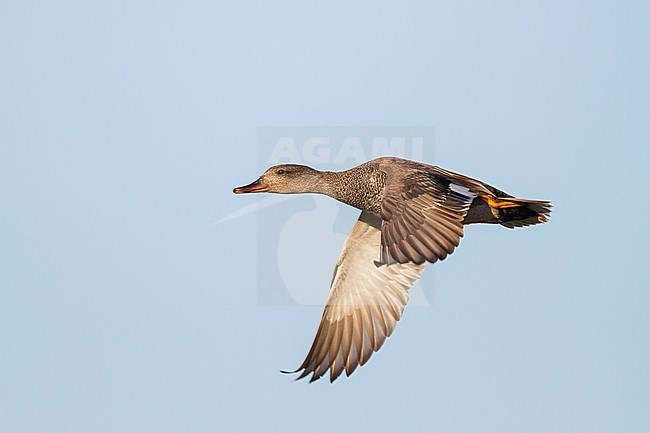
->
[325, 160, 386, 214]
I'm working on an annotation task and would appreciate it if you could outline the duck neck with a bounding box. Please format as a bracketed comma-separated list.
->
[308, 170, 341, 197]
[311, 168, 380, 212]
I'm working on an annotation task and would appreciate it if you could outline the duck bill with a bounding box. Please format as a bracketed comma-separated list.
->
[233, 178, 270, 194]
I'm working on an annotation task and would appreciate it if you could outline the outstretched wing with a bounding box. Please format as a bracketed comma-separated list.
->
[287, 211, 425, 383]
[380, 169, 477, 265]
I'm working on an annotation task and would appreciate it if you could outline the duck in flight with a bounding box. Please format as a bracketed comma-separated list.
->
[233, 157, 551, 382]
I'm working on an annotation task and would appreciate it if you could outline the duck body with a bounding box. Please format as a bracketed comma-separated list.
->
[261, 157, 550, 264]
[234, 156, 551, 382]
[282, 156, 545, 225]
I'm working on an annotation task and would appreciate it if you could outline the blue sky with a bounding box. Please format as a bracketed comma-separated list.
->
[1, 1, 648, 432]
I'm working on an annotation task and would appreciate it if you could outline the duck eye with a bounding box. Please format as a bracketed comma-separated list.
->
[276, 169, 286, 175]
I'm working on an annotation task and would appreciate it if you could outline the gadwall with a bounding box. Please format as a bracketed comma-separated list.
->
[234, 156, 551, 382]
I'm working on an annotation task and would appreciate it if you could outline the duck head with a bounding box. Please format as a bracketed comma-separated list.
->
[233, 164, 324, 194]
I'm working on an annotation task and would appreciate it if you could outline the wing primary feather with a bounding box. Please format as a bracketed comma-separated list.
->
[289, 211, 425, 382]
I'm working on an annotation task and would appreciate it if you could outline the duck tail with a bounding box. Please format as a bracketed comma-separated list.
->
[481, 195, 552, 228]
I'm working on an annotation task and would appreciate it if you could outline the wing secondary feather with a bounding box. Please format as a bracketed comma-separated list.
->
[380, 170, 476, 264]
